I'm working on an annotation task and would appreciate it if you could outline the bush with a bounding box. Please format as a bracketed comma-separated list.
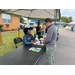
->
[63, 24, 68, 27]
[0, 24, 4, 31]
[12, 29, 14, 30]
[0, 28, 3, 31]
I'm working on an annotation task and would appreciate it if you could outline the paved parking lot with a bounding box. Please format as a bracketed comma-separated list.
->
[37, 29, 75, 65]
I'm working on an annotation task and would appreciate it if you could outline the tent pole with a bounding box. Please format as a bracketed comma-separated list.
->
[54, 9, 57, 25]
[27, 10, 34, 21]
[58, 9, 60, 31]
[28, 10, 33, 18]
[27, 10, 33, 28]
[54, 9, 56, 25]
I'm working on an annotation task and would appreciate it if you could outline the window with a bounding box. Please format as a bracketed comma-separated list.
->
[2, 13, 11, 24]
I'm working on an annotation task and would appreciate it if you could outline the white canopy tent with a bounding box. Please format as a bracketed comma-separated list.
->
[68, 21, 75, 25]
[0, 9, 60, 20]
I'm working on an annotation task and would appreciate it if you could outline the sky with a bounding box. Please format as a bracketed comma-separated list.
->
[60, 9, 75, 22]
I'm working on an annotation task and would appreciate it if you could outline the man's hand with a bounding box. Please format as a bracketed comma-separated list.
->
[41, 41, 44, 44]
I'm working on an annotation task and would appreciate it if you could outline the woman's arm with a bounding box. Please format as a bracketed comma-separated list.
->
[23, 35, 32, 45]
[30, 34, 37, 43]
[30, 34, 36, 41]
[41, 26, 44, 31]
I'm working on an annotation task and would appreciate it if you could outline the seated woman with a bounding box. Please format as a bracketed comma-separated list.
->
[22, 28, 37, 45]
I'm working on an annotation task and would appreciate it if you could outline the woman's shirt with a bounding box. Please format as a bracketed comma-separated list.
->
[22, 34, 35, 45]
[36, 26, 41, 35]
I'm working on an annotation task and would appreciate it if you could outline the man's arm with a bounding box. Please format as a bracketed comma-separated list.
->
[43, 28, 53, 44]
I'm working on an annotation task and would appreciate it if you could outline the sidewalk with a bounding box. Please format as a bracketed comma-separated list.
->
[37, 29, 75, 65]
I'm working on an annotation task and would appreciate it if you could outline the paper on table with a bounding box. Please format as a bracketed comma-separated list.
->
[41, 44, 44, 46]
[33, 41, 44, 46]
[33, 41, 40, 45]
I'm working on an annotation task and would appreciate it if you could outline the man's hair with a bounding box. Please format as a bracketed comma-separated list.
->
[45, 18, 52, 23]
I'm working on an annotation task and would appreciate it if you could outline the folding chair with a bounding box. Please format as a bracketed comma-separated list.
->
[13, 37, 23, 48]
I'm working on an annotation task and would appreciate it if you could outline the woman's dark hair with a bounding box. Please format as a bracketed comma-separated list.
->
[30, 27, 33, 30]
[45, 18, 52, 23]
[23, 28, 30, 34]
[38, 20, 41, 26]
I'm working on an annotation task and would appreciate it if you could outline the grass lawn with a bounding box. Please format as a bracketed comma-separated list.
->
[56, 27, 65, 29]
[0, 30, 24, 57]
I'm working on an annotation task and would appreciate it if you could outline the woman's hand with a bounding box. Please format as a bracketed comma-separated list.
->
[32, 40, 37, 44]
[33, 40, 37, 43]
[32, 42, 34, 44]
[34, 33, 36, 37]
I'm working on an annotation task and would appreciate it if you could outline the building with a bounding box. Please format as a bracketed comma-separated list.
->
[0, 13, 19, 31]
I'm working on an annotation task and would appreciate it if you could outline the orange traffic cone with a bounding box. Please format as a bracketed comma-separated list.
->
[70, 29, 71, 31]
[62, 29, 63, 30]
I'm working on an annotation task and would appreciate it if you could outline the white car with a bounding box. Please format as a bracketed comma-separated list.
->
[65, 26, 72, 30]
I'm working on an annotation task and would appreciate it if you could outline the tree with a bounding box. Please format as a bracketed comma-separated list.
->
[68, 16, 73, 23]
[20, 16, 24, 23]
[61, 16, 69, 23]
[61, 16, 73, 23]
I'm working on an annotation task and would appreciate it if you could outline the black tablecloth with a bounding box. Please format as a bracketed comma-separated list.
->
[0, 44, 46, 65]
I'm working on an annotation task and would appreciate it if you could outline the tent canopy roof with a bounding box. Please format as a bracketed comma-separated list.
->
[0, 9, 60, 20]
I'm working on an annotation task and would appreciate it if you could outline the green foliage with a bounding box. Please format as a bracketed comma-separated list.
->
[0, 24, 4, 31]
[63, 24, 68, 27]
[61, 16, 73, 23]
[12, 29, 14, 30]
[0, 24, 4, 28]
[0, 28, 3, 31]
[68, 16, 73, 22]
[20, 17, 24, 23]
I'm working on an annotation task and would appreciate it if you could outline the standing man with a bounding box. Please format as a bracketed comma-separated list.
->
[41, 18, 57, 65]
